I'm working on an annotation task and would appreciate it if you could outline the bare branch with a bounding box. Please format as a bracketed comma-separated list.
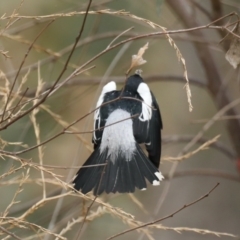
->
[168, 0, 240, 157]
[0, 225, 22, 240]
[1, 20, 54, 122]
[107, 183, 219, 240]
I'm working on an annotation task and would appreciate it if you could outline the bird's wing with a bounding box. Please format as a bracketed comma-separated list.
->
[132, 82, 152, 144]
[132, 85, 162, 168]
[93, 81, 116, 148]
[145, 92, 162, 168]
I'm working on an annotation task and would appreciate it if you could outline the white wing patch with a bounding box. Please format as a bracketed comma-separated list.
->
[93, 81, 116, 142]
[137, 82, 152, 121]
[152, 172, 164, 186]
[155, 171, 164, 181]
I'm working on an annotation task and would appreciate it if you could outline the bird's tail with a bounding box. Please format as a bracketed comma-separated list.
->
[73, 144, 163, 195]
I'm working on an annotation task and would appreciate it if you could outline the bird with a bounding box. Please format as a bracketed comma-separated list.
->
[73, 72, 163, 195]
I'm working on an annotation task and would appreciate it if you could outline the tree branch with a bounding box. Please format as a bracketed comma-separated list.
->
[168, 0, 240, 158]
[107, 183, 219, 240]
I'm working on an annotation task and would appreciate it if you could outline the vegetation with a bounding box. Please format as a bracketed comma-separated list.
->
[0, 1, 240, 239]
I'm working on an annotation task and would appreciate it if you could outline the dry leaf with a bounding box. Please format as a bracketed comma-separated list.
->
[126, 42, 148, 75]
[225, 24, 240, 69]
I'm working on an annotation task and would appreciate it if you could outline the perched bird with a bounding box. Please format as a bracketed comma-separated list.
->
[73, 73, 163, 195]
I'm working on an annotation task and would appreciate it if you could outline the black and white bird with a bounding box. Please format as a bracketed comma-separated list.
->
[73, 73, 163, 195]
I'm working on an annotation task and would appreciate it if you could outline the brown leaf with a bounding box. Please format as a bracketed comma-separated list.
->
[225, 24, 240, 69]
[126, 42, 148, 75]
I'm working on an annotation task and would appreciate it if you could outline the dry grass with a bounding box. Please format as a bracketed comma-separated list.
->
[0, 1, 240, 239]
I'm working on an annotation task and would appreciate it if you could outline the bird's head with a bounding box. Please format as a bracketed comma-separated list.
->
[125, 73, 144, 92]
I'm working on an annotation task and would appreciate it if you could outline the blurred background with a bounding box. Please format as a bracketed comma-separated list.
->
[0, 0, 240, 239]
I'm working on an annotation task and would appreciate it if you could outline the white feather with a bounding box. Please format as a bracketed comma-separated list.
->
[155, 172, 164, 181]
[100, 109, 136, 162]
[93, 81, 116, 142]
[152, 172, 164, 186]
[137, 82, 152, 121]
[152, 180, 160, 186]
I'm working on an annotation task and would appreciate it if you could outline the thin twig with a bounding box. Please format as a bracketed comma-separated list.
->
[75, 160, 108, 240]
[162, 135, 220, 162]
[1, 20, 54, 122]
[0, 66, 95, 118]
[163, 134, 235, 160]
[107, 26, 134, 48]
[0, 0, 92, 130]
[13, 14, 239, 112]
[9, 87, 29, 116]
[4, 31, 218, 81]
[65, 113, 139, 134]
[12, 97, 145, 155]
[4, 13, 237, 121]
[0, 225, 22, 240]
[1, 74, 205, 101]
[107, 183, 220, 240]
